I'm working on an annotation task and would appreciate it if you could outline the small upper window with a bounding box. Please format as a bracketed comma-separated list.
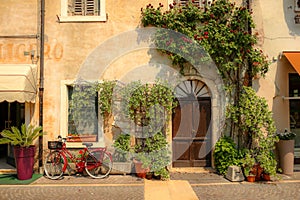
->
[71, 0, 99, 16]
[174, 0, 211, 9]
[59, 0, 106, 22]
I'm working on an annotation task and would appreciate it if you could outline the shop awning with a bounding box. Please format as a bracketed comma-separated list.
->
[0, 64, 37, 103]
[283, 51, 300, 75]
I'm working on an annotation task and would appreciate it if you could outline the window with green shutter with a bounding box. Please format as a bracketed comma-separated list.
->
[175, 0, 211, 9]
[59, 0, 106, 22]
[71, 0, 99, 16]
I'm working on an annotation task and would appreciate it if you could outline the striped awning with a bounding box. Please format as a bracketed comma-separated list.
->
[0, 64, 37, 103]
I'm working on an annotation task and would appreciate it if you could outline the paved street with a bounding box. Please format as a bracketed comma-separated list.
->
[192, 182, 300, 200]
[0, 172, 299, 200]
[171, 172, 300, 200]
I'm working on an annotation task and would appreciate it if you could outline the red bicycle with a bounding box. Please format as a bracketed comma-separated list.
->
[44, 136, 113, 179]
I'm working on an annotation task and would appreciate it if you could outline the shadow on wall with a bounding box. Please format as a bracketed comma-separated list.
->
[284, 0, 300, 36]
[272, 55, 292, 130]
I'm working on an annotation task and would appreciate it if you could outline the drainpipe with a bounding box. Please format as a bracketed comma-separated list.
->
[38, 0, 45, 169]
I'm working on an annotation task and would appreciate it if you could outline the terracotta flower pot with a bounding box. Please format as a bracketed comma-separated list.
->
[133, 159, 150, 179]
[247, 175, 256, 182]
[255, 164, 263, 181]
[262, 173, 271, 181]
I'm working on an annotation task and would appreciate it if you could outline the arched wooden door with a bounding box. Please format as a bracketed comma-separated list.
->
[172, 80, 211, 167]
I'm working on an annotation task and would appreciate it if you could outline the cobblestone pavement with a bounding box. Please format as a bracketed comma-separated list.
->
[171, 172, 300, 200]
[0, 185, 144, 200]
[0, 172, 300, 200]
[0, 174, 144, 200]
[191, 182, 300, 200]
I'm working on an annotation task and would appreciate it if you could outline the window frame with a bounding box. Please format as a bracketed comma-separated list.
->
[60, 80, 105, 148]
[59, 0, 106, 23]
[171, 0, 212, 9]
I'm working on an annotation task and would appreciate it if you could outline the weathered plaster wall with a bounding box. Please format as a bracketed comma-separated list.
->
[42, 0, 170, 142]
[0, 0, 40, 127]
[252, 0, 300, 132]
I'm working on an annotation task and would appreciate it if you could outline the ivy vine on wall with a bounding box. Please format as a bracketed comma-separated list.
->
[140, 0, 273, 148]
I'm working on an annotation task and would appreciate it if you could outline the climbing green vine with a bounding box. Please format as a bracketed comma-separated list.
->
[120, 80, 177, 129]
[140, 0, 272, 148]
[141, 0, 269, 86]
[97, 80, 117, 116]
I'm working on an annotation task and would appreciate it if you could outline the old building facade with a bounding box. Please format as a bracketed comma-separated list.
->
[0, 0, 299, 172]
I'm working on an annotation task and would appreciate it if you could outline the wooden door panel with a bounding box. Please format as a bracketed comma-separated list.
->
[190, 141, 204, 160]
[172, 98, 211, 167]
[173, 141, 190, 160]
[194, 101, 210, 138]
[190, 141, 210, 160]
[172, 102, 193, 138]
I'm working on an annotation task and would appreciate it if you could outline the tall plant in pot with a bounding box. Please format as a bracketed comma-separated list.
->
[134, 131, 170, 180]
[242, 151, 256, 182]
[119, 80, 176, 180]
[256, 150, 278, 181]
[0, 124, 45, 180]
[277, 129, 296, 175]
[111, 133, 133, 175]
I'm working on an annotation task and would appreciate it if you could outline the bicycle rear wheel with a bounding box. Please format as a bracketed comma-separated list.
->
[44, 151, 65, 180]
[85, 151, 112, 179]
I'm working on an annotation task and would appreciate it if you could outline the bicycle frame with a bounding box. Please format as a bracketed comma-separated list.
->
[52, 140, 110, 174]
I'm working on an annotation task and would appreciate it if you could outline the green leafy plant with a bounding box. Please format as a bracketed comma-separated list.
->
[227, 86, 278, 149]
[141, 0, 271, 147]
[141, 0, 270, 85]
[117, 80, 175, 180]
[0, 123, 45, 147]
[119, 80, 177, 137]
[256, 152, 277, 176]
[134, 131, 170, 180]
[112, 133, 132, 162]
[241, 150, 256, 177]
[97, 80, 117, 116]
[228, 86, 280, 177]
[214, 136, 244, 175]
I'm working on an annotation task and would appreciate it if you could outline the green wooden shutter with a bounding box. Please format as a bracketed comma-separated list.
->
[74, 0, 83, 15]
[177, 0, 209, 8]
[85, 0, 96, 16]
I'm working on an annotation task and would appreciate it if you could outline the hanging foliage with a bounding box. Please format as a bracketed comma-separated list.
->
[140, 0, 272, 147]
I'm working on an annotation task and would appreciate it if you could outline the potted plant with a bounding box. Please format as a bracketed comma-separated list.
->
[277, 129, 296, 175]
[133, 131, 170, 180]
[257, 151, 278, 181]
[111, 133, 133, 175]
[242, 151, 256, 182]
[0, 123, 45, 180]
[118, 80, 175, 180]
[132, 150, 151, 179]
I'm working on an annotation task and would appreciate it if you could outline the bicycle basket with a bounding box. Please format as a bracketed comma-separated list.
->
[48, 141, 63, 149]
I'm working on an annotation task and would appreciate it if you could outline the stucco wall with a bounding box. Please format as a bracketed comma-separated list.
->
[4, 0, 293, 158]
[42, 0, 171, 142]
[252, 0, 300, 132]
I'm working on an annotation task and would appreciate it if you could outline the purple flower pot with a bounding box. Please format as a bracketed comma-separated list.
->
[14, 146, 35, 180]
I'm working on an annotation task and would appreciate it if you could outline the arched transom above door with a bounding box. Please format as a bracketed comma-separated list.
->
[175, 80, 210, 99]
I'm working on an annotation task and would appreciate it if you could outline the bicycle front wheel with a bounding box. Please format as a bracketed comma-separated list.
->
[44, 151, 65, 180]
[85, 151, 112, 179]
